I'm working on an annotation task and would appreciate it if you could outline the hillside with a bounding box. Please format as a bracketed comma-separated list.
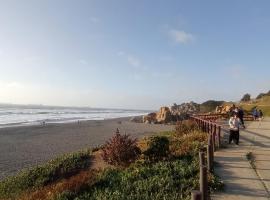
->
[199, 100, 224, 113]
[239, 95, 270, 116]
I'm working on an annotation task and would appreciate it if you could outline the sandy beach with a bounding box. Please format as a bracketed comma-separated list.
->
[0, 117, 174, 180]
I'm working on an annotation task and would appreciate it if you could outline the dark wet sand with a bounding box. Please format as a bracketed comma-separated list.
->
[0, 117, 174, 180]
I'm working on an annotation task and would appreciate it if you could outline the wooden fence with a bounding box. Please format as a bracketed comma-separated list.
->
[194, 113, 254, 121]
[190, 115, 222, 200]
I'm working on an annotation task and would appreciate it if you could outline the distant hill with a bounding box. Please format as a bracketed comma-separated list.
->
[256, 90, 270, 100]
[199, 100, 225, 113]
[239, 92, 270, 116]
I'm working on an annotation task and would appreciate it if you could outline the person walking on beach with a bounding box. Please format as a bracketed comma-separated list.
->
[229, 113, 242, 145]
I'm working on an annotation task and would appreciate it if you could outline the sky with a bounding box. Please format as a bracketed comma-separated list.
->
[0, 0, 270, 110]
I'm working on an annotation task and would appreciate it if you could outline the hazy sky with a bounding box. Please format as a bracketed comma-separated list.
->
[0, 0, 270, 109]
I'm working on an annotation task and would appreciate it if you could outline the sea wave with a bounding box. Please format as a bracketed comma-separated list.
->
[0, 105, 149, 128]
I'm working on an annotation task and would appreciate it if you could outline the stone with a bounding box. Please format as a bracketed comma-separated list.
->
[143, 112, 157, 124]
[156, 107, 172, 123]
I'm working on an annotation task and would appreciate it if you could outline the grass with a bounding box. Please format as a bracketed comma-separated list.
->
[240, 96, 270, 116]
[0, 149, 92, 199]
[59, 158, 200, 200]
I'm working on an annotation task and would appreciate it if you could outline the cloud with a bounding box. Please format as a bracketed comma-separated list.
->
[169, 29, 194, 44]
[127, 55, 140, 67]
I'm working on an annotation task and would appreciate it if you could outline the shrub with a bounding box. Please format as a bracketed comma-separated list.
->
[241, 93, 251, 102]
[144, 136, 170, 161]
[170, 131, 207, 158]
[101, 133, 141, 167]
[0, 150, 91, 199]
[175, 120, 198, 136]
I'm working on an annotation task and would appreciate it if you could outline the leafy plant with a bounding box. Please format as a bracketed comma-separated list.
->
[101, 133, 141, 167]
[144, 136, 170, 161]
[170, 131, 207, 158]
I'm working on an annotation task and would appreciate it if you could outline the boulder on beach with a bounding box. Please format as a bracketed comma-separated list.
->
[143, 112, 157, 124]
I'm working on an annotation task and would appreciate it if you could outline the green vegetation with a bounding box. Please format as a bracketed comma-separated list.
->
[0, 150, 91, 199]
[54, 128, 223, 200]
[57, 158, 200, 200]
[241, 93, 251, 102]
[144, 136, 170, 161]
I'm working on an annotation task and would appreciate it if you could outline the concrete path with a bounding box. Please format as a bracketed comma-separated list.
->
[212, 118, 270, 200]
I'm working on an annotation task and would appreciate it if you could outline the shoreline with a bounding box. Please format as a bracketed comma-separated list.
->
[0, 115, 147, 129]
[0, 117, 173, 180]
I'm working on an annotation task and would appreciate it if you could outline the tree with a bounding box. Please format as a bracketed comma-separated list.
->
[241, 93, 251, 102]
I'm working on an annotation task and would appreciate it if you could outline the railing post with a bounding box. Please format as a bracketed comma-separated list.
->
[212, 131, 216, 152]
[191, 190, 202, 200]
[207, 144, 213, 173]
[199, 151, 208, 200]
[217, 126, 221, 149]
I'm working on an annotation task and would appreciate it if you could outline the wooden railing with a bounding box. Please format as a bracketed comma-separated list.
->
[190, 115, 223, 200]
[195, 113, 254, 121]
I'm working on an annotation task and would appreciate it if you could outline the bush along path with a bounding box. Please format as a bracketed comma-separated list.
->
[0, 120, 223, 200]
[212, 118, 270, 200]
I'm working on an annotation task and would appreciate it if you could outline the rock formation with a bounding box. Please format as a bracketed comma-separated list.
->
[143, 102, 200, 124]
[215, 105, 233, 114]
[156, 107, 172, 123]
[143, 112, 157, 124]
[170, 101, 200, 116]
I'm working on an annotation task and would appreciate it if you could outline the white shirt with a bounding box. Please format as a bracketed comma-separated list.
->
[229, 117, 242, 131]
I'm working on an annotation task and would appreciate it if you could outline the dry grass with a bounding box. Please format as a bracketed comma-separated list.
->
[19, 169, 99, 200]
[239, 96, 270, 116]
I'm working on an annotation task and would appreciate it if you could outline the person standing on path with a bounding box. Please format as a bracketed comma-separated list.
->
[229, 113, 243, 145]
[258, 109, 264, 121]
[253, 108, 259, 121]
[238, 107, 245, 129]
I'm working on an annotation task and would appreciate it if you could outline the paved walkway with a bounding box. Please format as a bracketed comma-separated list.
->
[212, 118, 270, 200]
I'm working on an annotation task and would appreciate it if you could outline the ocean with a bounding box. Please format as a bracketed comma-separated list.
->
[0, 104, 149, 128]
